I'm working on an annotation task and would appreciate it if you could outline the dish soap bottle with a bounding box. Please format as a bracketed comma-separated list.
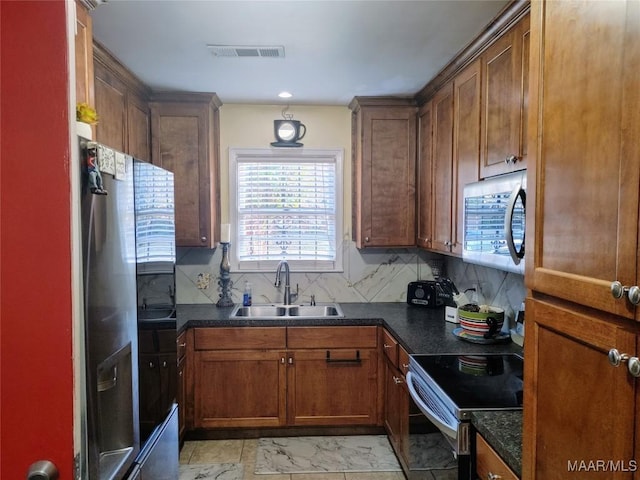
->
[243, 281, 252, 306]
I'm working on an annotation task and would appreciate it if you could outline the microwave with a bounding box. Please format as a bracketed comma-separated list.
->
[462, 171, 526, 274]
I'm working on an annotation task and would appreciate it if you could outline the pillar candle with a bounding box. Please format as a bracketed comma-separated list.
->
[221, 223, 231, 243]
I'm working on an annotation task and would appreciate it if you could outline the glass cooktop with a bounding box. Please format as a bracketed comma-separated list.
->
[409, 353, 524, 412]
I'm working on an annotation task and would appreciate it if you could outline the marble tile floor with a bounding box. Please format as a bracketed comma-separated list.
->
[179, 438, 455, 480]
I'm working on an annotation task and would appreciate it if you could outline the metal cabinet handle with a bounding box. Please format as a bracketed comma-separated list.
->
[201, 236, 207, 242]
[629, 286, 640, 305]
[505, 154, 518, 165]
[27, 460, 59, 480]
[628, 357, 640, 377]
[281, 357, 286, 364]
[149, 361, 156, 368]
[611, 281, 627, 299]
[288, 357, 294, 365]
[383, 343, 394, 349]
[365, 236, 370, 243]
[402, 363, 410, 370]
[488, 473, 503, 480]
[178, 342, 186, 348]
[611, 281, 640, 304]
[393, 376, 404, 385]
[608, 348, 630, 367]
[162, 361, 168, 368]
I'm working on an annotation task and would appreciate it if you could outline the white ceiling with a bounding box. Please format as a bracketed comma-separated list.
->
[90, 0, 510, 106]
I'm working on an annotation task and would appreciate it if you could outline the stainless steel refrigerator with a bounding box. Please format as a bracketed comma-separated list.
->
[80, 140, 139, 480]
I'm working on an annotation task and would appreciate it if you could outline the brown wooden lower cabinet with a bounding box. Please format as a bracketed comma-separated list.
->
[193, 349, 287, 428]
[523, 297, 637, 479]
[287, 347, 378, 426]
[382, 329, 411, 470]
[189, 326, 380, 430]
[139, 328, 178, 441]
[177, 330, 187, 443]
[476, 434, 518, 480]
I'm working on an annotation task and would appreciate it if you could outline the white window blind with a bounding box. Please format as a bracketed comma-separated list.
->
[229, 148, 343, 272]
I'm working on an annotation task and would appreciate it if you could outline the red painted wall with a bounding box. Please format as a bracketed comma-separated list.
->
[1, 1, 75, 477]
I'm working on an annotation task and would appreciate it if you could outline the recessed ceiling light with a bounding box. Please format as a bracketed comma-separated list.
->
[278, 91, 293, 99]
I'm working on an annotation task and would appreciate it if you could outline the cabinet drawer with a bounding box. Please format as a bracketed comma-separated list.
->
[476, 434, 518, 480]
[177, 331, 187, 360]
[398, 345, 410, 376]
[194, 327, 286, 350]
[287, 326, 377, 349]
[381, 329, 399, 366]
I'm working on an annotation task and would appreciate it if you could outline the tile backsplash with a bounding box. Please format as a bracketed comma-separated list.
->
[175, 240, 525, 324]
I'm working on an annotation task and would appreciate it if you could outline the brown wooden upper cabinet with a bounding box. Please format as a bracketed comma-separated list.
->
[526, 0, 640, 320]
[75, 1, 94, 111]
[93, 43, 151, 161]
[417, 60, 481, 255]
[350, 97, 417, 248]
[149, 93, 222, 248]
[480, 14, 529, 178]
[429, 84, 454, 255]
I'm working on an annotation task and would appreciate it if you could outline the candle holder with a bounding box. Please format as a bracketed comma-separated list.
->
[216, 242, 234, 307]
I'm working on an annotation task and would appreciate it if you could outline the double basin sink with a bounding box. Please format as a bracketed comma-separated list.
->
[230, 303, 344, 320]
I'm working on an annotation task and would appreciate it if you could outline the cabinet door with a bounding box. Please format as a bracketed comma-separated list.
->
[384, 359, 408, 470]
[287, 348, 378, 426]
[75, 1, 94, 109]
[430, 83, 454, 254]
[127, 94, 150, 162]
[354, 104, 417, 248]
[417, 101, 433, 249]
[177, 355, 186, 443]
[527, 0, 640, 319]
[193, 350, 286, 428]
[476, 434, 518, 480]
[138, 353, 161, 439]
[94, 61, 127, 151]
[480, 15, 529, 177]
[452, 60, 481, 256]
[150, 96, 221, 248]
[522, 298, 636, 479]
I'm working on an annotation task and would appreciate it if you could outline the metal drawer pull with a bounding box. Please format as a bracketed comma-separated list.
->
[505, 154, 518, 165]
[610, 281, 640, 304]
[628, 357, 640, 377]
[326, 350, 361, 364]
[393, 376, 404, 385]
[608, 348, 630, 367]
[611, 281, 628, 298]
[488, 473, 502, 480]
[629, 286, 640, 305]
[383, 343, 394, 349]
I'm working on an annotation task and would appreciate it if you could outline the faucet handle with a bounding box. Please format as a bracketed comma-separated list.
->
[291, 284, 299, 304]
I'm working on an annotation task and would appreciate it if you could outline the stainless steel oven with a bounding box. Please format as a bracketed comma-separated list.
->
[406, 353, 524, 480]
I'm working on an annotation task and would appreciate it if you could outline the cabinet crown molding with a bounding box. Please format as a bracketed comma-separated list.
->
[150, 92, 223, 109]
[415, 0, 530, 105]
[349, 96, 416, 112]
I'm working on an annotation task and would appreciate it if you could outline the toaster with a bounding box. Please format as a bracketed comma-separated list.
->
[406, 279, 456, 308]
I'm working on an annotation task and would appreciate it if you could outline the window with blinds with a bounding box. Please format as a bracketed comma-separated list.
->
[229, 148, 343, 272]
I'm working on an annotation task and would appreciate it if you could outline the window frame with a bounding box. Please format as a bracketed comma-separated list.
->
[228, 147, 344, 273]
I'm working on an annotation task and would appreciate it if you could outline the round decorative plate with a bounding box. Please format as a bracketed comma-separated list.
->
[452, 327, 511, 344]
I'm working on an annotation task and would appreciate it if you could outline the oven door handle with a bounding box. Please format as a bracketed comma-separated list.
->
[406, 372, 458, 440]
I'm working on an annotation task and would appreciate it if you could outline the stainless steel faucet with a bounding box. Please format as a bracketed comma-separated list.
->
[275, 260, 298, 305]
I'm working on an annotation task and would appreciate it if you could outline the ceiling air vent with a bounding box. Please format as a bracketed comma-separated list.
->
[207, 45, 285, 58]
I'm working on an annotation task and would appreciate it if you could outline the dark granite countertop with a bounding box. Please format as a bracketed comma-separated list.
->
[472, 410, 523, 477]
[175, 302, 523, 473]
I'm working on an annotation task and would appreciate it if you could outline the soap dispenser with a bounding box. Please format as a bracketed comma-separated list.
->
[243, 281, 252, 306]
